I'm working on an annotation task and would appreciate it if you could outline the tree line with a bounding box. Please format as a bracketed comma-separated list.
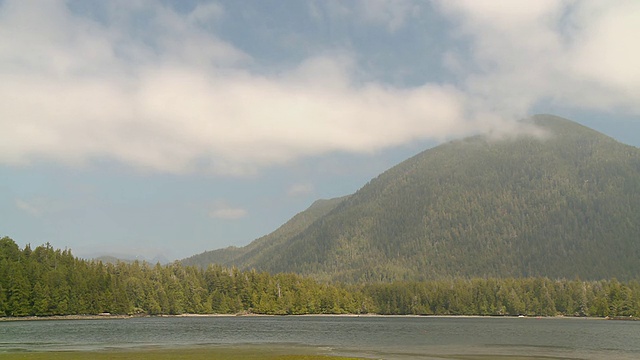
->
[1, 237, 639, 317]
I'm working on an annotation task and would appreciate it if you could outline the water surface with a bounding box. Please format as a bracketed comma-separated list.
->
[1, 316, 638, 359]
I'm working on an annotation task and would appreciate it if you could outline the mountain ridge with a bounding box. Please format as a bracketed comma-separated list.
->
[184, 115, 640, 282]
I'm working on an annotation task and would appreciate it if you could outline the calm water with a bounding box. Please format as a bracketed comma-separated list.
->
[1, 316, 639, 359]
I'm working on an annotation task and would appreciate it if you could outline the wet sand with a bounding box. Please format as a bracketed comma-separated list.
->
[0, 347, 362, 360]
[0, 348, 582, 360]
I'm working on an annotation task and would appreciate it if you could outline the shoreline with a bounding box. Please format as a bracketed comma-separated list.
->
[0, 313, 625, 322]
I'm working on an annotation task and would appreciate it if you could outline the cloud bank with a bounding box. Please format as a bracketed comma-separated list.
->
[439, 0, 640, 117]
[0, 0, 469, 175]
[1, 1, 638, 176]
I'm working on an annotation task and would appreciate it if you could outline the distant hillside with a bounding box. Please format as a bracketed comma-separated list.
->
[92, 254, 170, 265]
[92, 255, 132, 264]
[182, 196, 348, 267]
[184, 115, 640, 282]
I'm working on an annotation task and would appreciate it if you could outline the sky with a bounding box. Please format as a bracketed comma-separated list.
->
[1, 0, 639, 261]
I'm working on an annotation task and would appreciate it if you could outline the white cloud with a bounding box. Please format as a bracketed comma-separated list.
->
[0, 0, 473, 176]
[438, 0, 640, 119]
[15, 199, 43, 217]
[188, 2, 224, 25]
[3, 1, 635, 178]
[566, 1, 640, 104]
[209, 204, 248, 220]
[15, 197, 62, 217]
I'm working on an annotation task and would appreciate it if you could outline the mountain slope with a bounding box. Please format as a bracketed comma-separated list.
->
[182, 196, 348, 268]
[185, 115, 640, 282]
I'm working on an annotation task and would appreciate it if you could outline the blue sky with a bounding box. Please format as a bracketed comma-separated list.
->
[1, 0, 639, 260]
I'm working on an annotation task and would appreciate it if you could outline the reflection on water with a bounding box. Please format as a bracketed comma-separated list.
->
[0, 316, 639, 359]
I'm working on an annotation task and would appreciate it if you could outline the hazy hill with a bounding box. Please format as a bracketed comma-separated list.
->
[184, 115, 640, 282]
[182, 196, 348, 268]
[92, 254, 170, 265]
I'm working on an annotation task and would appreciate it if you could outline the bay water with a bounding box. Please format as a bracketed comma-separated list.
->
[1, 316, 639, 359]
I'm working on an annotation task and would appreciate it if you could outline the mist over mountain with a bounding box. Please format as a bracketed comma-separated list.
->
[183, 115, 640, 282]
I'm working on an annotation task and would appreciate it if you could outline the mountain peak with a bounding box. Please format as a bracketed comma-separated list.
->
[185, 115, 640, 282]
[528, 114, 610, 139]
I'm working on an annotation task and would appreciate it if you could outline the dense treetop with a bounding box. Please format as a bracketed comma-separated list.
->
[185, 115, 640, 282]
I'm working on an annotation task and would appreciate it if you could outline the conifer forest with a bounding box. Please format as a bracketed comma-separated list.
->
[2, 237, 639, 318]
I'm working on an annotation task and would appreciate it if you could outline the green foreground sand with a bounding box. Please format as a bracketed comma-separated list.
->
[0, 348, 583, 360]
[0, 348, 363, 360]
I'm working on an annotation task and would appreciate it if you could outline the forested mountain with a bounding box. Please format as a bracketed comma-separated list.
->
[184, 115, 640, 282]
